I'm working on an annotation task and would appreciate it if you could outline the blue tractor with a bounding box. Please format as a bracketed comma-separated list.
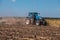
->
[25, 12, 47, 26]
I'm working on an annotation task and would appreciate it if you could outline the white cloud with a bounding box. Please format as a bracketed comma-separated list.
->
[11, 0, 16, 2]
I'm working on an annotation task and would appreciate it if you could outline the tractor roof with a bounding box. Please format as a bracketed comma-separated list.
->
[29, 12, 40, 14]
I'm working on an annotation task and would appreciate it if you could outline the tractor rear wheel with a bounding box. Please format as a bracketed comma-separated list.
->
[42, 21, 47, 26]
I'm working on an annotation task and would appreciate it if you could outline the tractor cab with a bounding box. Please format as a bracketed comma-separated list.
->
[27, 12, 40, 19]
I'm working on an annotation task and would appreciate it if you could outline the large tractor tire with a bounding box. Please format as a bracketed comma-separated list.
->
[40, 19, 47, 26]
[42, 21, 47, 26]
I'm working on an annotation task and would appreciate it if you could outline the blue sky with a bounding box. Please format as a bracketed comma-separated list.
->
[0, 0, 60, 17]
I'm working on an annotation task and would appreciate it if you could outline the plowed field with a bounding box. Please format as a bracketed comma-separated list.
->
[0, 17, 60, 40]
[0, 24, 60, 40]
